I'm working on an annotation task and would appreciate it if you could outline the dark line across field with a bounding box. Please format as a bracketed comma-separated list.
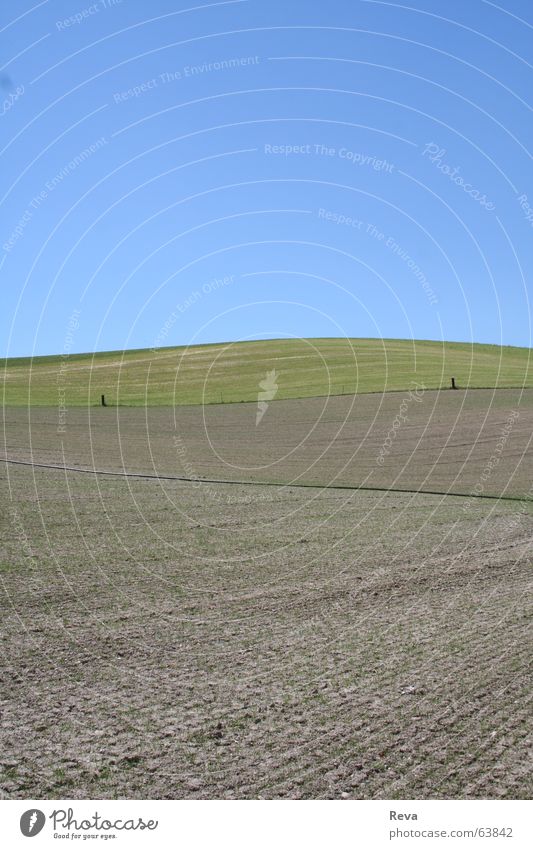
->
[2, 455, 531, 505]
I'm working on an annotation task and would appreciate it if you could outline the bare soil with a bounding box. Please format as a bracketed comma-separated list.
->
[2, 388, 532, 498]
[0, 394, 531, 799]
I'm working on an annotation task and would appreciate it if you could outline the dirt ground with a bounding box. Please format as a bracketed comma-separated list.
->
[2, 387, 533, 498]
[0, 395, 532, 799]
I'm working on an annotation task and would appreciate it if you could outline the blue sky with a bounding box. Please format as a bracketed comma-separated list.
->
[1, 0, 532, 357]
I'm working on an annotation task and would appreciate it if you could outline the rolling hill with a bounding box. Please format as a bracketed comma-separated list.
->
[2, 337, 532, 406]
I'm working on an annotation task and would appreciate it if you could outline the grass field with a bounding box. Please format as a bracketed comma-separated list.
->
[2, 337, 532, 406]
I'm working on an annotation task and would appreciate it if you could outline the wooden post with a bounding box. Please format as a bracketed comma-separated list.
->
[101, 394, 107, 406]
[451, 377, 457, 390]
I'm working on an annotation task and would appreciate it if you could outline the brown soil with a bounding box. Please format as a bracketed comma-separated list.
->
[2, 388, 533, 499]
[0, 394, 531, 798]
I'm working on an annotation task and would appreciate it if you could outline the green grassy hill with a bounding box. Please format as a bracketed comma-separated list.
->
[2, 338, 532, 406]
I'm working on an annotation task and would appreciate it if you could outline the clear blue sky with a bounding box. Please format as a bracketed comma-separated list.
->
[1, 0, 532, 357]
